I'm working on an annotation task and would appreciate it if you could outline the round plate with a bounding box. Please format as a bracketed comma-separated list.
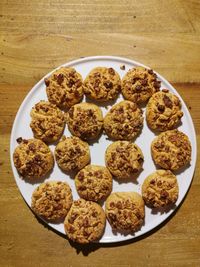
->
[10, 56, 197, 243]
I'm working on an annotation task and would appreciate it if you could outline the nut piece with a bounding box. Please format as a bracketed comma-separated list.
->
[104, 100, 143, 140]
[105, 141, 144, 179]
[13, 138, 54, 180]
[142, 170, 179, 208]
[55, 136, 90, 172]
[151, 130, 192, 170]
[66, 102, 103, 140]
[30, 101, 65, 143]
[75, 165, 113, 202]
[105, 192, 145, 232]
[31, 181, 73, 221]
[64, 199, 106, 244]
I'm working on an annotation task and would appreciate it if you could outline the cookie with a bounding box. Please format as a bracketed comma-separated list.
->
[84, 67, 121, 102]
[146, 90, 183, 131]
[30, 101, 65, 143]
[122, 66, 161, 104]
[151, 130, 192, 170]
[103, 100, 143, 140]
[64, 198, 106, 244]
[55, 136, 90, 172]
[105, 192, 145, 232]
[13, 138, 54, 180]
[31, 181, 73, 221]
[66, 102, 103, 140]
[105, 141, 144, 179]
[142, 170, 179, 208]
[45, 67, 83, 109]
[75, 165, 112, 202]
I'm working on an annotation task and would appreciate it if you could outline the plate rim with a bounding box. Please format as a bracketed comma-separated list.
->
[10, 55, 197, 243]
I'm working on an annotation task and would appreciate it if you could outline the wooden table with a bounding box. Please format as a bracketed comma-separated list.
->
[0, 1, 200, 266]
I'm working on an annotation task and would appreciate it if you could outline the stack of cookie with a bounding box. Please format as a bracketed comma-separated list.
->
[13, 65, 192, 244]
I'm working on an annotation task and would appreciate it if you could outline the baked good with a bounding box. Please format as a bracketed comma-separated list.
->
[146, 90, 183, 131]
[75, 165, 112, 202]
[122, 66, 161, 104]
[13, 138, 54, 180]
[45, 67, 83, 109]
[103, 100, 143, 140]
[151, 130, 192, 170]
[31, 181, 73, 221]
[66, 102, 103, 140]
[84, 67, 121, 101]
[64, 198, 106, 244]
[105, 192, 145, 232]
[55, 136, 90, 172]
[105, 141, 144, 179]
[142, 170, 179, 208]
[30, 100, 65, 143]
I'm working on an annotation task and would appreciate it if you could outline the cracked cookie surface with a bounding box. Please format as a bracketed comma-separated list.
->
[105, 192, 145, 232]
[75, 165, 112, 202]
[105, 141, 144, 179]
[30, 101, 65, 143]
[146, 90, 183, 131]
[31, 181, 73, 221]
[103, 100, 143, 140]
[64, 198, 106, 244]
[84, 67, 121, 101]
[45, 67, 83, 109]
[122, 66, 161, 104]
[142, 170, 179, 208]
[151, 130, 192, 170]
[13, 138, 54, 180]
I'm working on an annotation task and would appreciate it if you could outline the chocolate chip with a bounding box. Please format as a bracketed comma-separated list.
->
[108, 68, 115, 75]
[160, 190, 169, 199]
[141, 79, 148, 86]
[67, 79, 75, 88]
[163, 95, 173, 109]
[148, 69, 154, 75]
[135, 85, 142, 92]
[16, 137, 23, 144]
[56, 73, 64, 85]
[157, 104, 165, 112]
[104, 81, 113, 89]
[44, 78, 50, 86]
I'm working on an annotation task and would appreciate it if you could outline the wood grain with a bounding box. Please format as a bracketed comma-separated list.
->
[0, 0, 200, 266]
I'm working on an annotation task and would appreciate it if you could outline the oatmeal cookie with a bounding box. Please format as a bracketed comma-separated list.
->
[151, 130, 192, 170]
[45, 67, 83, 109]
[84, 67, 121, 101]
[105, 141, 144, 179]
[31, 181, 73, 221]
[122, 66, 161, 104]
[142, 170, 179, 208]
[66, 102, 103, 140]
[146, 90, 183, 131]
[105, 192, 145, 232]
[103, 100, 143, 140]
[75, 165, 112, 202]
[13, 138, 54, 180]
[30, 101, 65, 143]
[64, 198, 106, 244]
[55, 136, 90, 172]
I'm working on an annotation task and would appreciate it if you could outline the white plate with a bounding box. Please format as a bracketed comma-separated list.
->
[10, 56, 197, 243]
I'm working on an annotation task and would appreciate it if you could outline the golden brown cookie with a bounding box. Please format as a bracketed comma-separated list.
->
[151, 130, 192, 170]
[142, 170, 179, 208]
[66, 102, 103, 140]
[105, 141, 144, 179]
[55, 136, 90, 172]
[103, 100, 143, 140]
[64, 198, 106, 244]
[13, 138, 54, 180]
[45, 67, 83, 109]
[146, 90, 183, 131]
[30, 101, 65, 143]
[75, 165, 112, 202]
[122, 66, 161, 104]
[105, 192, 145, 232]
[31, 181, 73, 221]
[84, 67, 121, 101]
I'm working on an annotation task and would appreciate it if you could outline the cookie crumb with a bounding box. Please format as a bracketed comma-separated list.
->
[120, 65, 126, 70]
[16, 137, 23, 144]
[162, 89, 169, 93]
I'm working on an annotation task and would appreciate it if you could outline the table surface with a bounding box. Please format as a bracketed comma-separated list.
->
[0, 1, 200, 266]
